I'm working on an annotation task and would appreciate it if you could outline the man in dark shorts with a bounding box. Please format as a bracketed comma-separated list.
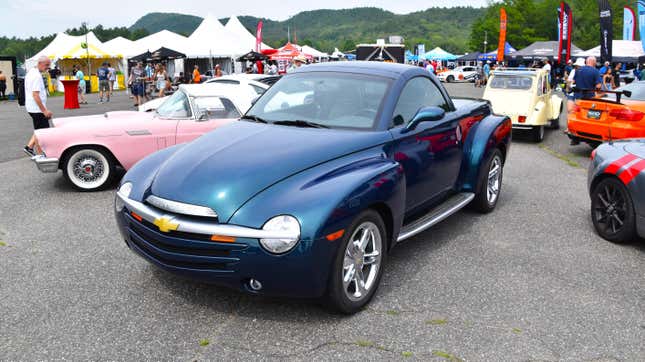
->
[97, 62, 110, 103]
[24, 55, 53, 156]
[129, 62, 145, 107]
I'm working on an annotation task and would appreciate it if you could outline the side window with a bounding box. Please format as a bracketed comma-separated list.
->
[392, 77, 449, 127]
[193, 97, 241, 120]
[536, 76, 544, 96]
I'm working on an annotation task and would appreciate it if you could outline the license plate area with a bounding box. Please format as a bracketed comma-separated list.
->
[587, 110, 602, 119]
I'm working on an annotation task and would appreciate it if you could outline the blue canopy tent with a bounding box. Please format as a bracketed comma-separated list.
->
[478, 42, 517, 61]
[405, 50, 419, 62]
[421, 47, 457, 61]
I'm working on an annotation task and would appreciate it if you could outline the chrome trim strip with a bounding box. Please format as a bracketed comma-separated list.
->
[31, 155, 59, 173]
[118, 192, 298, 240]
[397, 193, 475, 242]
[511, 125, 534, 130]
[146, 195, 218, 218]
[126, 130, 152, 136]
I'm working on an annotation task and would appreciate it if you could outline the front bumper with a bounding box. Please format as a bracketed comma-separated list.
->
[114, 192, 334, 298]
[31, 155, 59, 173]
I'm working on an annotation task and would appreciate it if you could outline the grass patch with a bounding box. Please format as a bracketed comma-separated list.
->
[512, 328, 522, 334]
[402, 351, 413, 357]
[199, 339, 210, 346]
[426, 319, 447, 325]
[386, 309, 400, 316]
[356, 340, 374, 347]
[538, 145, 583, 168]
[432, 350, 462, 361]
[49, 91, 65, 97]
[0, 241, 6, 247]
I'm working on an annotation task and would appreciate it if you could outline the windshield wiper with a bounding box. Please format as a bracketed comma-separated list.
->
[240, 114, 268, 123]
[273, 120, 329, 129]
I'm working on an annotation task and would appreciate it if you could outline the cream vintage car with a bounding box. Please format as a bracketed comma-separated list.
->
[483, 68, 562, 142]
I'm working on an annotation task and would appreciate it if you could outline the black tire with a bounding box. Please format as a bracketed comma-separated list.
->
[550, 105, 563, 129]
[446, 75, 454, 83]
[325, 209, 387, 314]
[471, 148, 504, 213]
[591, 177, 636, 243]
[62, 147, 116, 191]
[533, 125, 545, 143]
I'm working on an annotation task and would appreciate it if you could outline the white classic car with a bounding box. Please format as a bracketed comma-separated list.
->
[483, 68, 563, 142]
[436, 66, 478, 83]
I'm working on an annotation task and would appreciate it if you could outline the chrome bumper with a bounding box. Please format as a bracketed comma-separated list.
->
[31, 155, 59, 173]
[116, 191, 299, 240]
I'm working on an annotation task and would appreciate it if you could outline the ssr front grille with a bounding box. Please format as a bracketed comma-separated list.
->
[124, 213, 247, 272]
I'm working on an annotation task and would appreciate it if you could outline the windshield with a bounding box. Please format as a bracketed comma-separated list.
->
[156, 91, 191, 118]
[193, 96, 241, 119]
[489, 75, 533, 90]
[245, 72, 392, 130]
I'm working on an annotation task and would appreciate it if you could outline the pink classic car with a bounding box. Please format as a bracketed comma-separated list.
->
[32, 84, 256, 191]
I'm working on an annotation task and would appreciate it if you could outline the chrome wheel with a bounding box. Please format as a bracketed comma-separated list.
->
[66, 149, 111, 190]
[342, 221, 382, 302]
[487, 155, 502, 204]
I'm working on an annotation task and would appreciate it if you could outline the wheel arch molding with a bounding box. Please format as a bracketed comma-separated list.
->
[458, 115, 512, 192]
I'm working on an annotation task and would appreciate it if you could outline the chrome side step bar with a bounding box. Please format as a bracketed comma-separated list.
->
[397, 192, 475, 242]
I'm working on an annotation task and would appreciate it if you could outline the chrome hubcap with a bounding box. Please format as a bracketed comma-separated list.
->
[342, 222, 382, 302]
[487, 156, 502, 204]
[73, 156, 104, 183]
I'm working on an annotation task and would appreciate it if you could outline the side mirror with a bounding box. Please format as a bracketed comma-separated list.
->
[404, 106, 445, 132]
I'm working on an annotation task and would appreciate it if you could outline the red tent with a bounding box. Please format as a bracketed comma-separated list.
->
[269, 42, 313, 61]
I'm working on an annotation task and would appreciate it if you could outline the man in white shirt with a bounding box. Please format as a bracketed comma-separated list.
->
[24, 55, 53, 156]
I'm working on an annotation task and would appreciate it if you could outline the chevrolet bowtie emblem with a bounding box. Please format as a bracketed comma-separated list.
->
[153, 217, 179, 233]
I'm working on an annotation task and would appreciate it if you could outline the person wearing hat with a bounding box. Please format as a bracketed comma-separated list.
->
[566, 57, 586, 112]
[483, 60, 491, 85]
[287, 55, 307, 73]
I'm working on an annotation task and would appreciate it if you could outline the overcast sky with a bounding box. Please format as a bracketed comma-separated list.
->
[3, 0, 488, 38]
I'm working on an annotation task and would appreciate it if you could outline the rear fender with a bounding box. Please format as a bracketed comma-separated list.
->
[551, 95, 563, 119]
[458, 114, 511, 192]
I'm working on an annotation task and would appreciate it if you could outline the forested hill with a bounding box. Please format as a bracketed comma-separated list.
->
[130, 7, 486, 53]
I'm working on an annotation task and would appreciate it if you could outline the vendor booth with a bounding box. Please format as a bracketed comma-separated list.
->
[456, 52, 481, 66]
[269, 43, 313, 73]
[478, 42, 517, 61]
[421, 47, 457, 61]
[578, 40, 645, 63]
[511, 41, 582, 61]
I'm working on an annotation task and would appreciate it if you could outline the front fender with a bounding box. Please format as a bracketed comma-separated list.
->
[458, 114, 511, 192]
[119, 144, 185, 201]
[229, 146, 405, 243]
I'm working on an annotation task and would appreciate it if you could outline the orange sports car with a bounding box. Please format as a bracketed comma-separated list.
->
[566, 81, 645, 147]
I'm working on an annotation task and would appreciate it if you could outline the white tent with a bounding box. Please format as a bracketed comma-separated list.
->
[26, 31, 119, 69]
[301, 45, 328, 58]
[224, 16, 271, 52]
[185, 15, 246, 58]
[103, 36, 137, 57]
[132, 30, 189, 56]
[331, 48, 345, 58]
[579, 40, 645, 63]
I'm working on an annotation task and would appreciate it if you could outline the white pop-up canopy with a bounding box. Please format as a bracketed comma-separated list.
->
[301, 45, 328, 58]
[579, 40, 645, 63]
[103, 36, 138, 58]
[224, 16, 272, 52]
[185, 15, 246, 58]
[131, 30, 190, 56]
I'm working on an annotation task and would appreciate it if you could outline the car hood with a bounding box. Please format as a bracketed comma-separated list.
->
[149, 121, 392, 222]
[52, 111, 156, 133]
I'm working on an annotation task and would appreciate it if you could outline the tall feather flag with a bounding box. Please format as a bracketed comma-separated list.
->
[497, 8, 507, 62]
[557, 2, 573, 64]
[256, 21, 263, 52]
[624, 6, 636, 40]
[637, 1, 645, 51]
[597, 0, 613, 63]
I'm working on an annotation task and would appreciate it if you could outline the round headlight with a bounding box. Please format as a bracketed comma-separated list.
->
[260, 215, 301, 254]
[115, 182, 133, 212]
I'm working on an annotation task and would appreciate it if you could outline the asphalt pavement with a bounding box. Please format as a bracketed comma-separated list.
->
[0, 85, 643, 361]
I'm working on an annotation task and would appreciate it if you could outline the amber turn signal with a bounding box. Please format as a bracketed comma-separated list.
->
[325, 229, 345, 241]
[130, 211, 143, 222]
[210, 235, 236, 243]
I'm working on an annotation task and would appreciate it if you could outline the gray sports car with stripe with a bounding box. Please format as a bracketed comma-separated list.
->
[588, 138, 645, 242]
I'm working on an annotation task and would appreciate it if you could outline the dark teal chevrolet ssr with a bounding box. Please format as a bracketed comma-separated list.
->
[115, 61, 511, 314]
